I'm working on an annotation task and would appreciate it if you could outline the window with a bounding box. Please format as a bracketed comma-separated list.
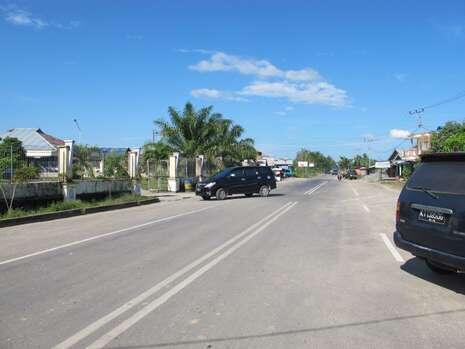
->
[407, 162, 465, 195]
[230, 168, 244, 177]
[259, 166, 271, 176]
[244, 167, 258, 178]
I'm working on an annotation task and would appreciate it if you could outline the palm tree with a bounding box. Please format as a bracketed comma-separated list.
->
[142, 142, 172, 162]
[73, 145, 100, 178]
[155, 102, 256, 163]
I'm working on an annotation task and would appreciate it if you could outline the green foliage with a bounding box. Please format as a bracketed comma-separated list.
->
[338, 153, 374, 170]
[431, 121, 465, 152]
[142, 142, 172, 161]
[338, 156, 352, 170]
[0, 137, 26, 176]
[103, 153, 128, 178]
[73, 144, 100, 178]
[13, 165, 39, 183]
[294, 149, 336, 177]
[352, 153, 371, 168]
[155, 102, 257, 164]
[401, 165, 413, 179]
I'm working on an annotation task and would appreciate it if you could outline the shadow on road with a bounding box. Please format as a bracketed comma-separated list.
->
[107, 307, 465, 348]
[401, 257, 465, 295]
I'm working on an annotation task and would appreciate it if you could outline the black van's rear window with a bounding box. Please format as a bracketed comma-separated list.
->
[407, 162, 465, 195]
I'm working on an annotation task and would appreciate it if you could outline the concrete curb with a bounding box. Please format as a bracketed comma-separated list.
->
[0, 198, 160, 228]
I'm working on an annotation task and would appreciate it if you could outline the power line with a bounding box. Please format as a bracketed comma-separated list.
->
[409, 89, 465, 116]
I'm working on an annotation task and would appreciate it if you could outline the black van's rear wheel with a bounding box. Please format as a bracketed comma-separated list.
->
[216, 188, 227, 200]
[425, 260, 455, 274]
[259, 185, 270, 197]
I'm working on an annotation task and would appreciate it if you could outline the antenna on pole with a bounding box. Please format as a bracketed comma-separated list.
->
[73, 118, 82, 144]
[363, 135, 375, 170]
[408, 108, 424, 129]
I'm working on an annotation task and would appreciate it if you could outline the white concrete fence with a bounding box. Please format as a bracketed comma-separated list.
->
[57, 145, 209, 197]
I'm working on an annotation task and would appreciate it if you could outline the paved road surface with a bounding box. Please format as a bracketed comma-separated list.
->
[2, 177, 465, 348]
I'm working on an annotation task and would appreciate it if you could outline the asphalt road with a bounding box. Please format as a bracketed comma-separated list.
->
[2, 177, 465, 349]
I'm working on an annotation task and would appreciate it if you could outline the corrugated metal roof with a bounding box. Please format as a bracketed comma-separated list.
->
[0, 128, 62, 151]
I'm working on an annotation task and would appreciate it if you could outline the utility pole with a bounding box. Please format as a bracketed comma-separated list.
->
[363, 136, 375, 173]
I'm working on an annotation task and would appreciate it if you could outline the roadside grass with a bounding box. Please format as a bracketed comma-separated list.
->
[0, 193, 150, 219]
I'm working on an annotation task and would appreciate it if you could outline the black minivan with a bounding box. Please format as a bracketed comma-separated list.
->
[196, 166, 277, 200]
[394, 153, 465, 274]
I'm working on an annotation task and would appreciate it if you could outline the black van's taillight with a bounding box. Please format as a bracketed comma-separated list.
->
[396, 199, 401, 223]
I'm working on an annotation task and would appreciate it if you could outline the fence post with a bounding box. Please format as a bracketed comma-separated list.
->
[168, 152, 180, 192]
[127, 148, 141, 194]
[195, 155, 204, 182]
[58, 145, 72, 181]
[64, 140, 74, 178]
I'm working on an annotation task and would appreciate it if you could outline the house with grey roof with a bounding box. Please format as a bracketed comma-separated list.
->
[0, 128, 72, 176]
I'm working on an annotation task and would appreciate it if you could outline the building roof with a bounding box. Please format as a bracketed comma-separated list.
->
[0, 128, 65, 152]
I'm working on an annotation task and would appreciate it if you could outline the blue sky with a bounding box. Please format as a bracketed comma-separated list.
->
[1, 0, 465, 160]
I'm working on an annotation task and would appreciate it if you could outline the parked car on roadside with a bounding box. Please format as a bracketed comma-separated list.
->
[196, 166, 277, 200]
[344, 169, 358, 179]
[394, 152, 465, 274]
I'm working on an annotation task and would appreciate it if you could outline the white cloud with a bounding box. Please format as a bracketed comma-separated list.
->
[285, 106, 294, 111]
[240, 80, 347, 106]
[191, 88, 222, 99]
[190, 88, 247, 102]
[394, 73, 407, 82]
[188, 51, 348, 106]
[390, 129, 411, 139]
[4, 8, 48, 28]
[126, 34, 143, 40]
[190, 52, 282, 78]
[1, 5, 78, 30]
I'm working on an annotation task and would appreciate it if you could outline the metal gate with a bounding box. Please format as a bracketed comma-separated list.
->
[144, 159, 169, 192]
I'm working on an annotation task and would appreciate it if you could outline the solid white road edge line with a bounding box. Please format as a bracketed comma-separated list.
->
[53, 201, 294, 349]
[0, 206, 216, 267]
[86, 201, 298, 349]
[380, 233, 405, 263]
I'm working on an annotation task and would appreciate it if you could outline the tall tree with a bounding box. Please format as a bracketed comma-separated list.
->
[142, 142, 172, 162]
[431, 121, 465, 152]
[155, 102, 256, 164]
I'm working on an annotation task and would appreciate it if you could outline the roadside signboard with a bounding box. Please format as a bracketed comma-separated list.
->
[308, 162, 315, 168]
[297, 161, 308, 168]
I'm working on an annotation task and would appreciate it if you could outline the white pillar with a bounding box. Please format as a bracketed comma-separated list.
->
[62, 183, 76, 201]
[58, 145, 71, 181]
[196, 155, 204, 181]
[64, 139, 74, 176]
[127, 148, 141, 179]
[168, 152, 180, 192]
